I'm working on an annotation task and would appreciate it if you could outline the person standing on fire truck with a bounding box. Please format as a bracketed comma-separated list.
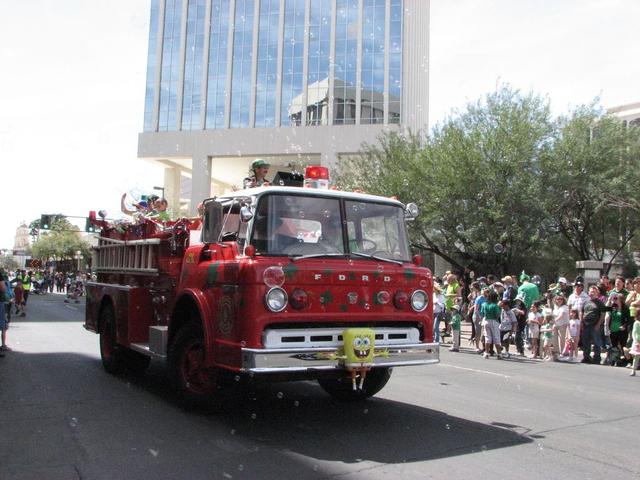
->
[149, 198, 171, 222]
[243, 159, 270, 189]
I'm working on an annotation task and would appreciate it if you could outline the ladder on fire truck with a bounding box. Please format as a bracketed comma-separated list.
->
[94, 237, 160, 274]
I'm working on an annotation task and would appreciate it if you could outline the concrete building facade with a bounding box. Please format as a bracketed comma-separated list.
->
[137, 0, 429, 215]
[608, 101, 640, 127]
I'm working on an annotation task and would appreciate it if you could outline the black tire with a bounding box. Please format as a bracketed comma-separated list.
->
[318, 367, 392, 401]
[168, 322, 218, 408]
[124, 350, 151, 375]
[99, 304, 126, 374]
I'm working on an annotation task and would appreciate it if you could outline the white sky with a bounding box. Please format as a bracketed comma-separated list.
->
[1, 0, 639, 249]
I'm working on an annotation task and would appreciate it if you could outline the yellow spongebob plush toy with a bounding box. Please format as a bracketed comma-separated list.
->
[339, 328, 387, 390]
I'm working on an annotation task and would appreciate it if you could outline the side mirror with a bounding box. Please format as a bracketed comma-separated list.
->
[202, 199, 223, 244]
[405, 202, 419, 221]
[240, 205, 254, 222]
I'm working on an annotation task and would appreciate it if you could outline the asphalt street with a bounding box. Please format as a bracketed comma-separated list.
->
[0, 293, 638, 480]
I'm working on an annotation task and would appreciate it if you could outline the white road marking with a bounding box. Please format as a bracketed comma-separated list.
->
[440, 363, 511, 378]
[64, 304, 78, 311]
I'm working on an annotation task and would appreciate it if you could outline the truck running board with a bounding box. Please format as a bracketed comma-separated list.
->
[130, 326, 169, 359]
[130, 342, 167, 359]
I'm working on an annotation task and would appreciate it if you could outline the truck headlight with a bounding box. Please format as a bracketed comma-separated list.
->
[265, 287, 288, 312]
[411, 290, 428, 312]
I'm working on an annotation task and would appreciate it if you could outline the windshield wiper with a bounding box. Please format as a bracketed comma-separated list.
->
[350, 252, 404, 265]
[290, 253, 348, 262]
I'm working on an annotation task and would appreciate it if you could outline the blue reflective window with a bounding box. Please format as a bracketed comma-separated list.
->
[230, 0, 254, 128]
[389, 0, 402, 124]
[255, 0, 280, 128]
[360, 0, 385, 124]
[281, 0, 305, 126]
[182, 0, 206, 130]
[334, 0, 358, 125]
[143, 0, 160, 132]
[306, 0, 332, 126]
[158, 0, 184, 131]
[205, 0, 231, 129]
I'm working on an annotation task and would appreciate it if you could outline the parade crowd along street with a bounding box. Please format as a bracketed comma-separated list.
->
[0, 269, 88, 355]
[432, 272, 640, 376]
[2, 171, 639, 373]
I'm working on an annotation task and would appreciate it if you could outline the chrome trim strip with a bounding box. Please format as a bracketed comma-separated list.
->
[95, 267, 159, 275]
[241, 342, 439, 373]
[85, 281, 135, 291]
[95, 238, 163, 247]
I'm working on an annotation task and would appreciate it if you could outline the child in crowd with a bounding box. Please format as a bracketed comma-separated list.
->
[568, 308, 581, 362]
[449, 304, 461, 352]
[473, 287, 488, 353]
[540, 308, 556, 361]
[432, 283, 445, 343]
[64, 282, 82, 304]
[481, 290, 502, 359]
[511, 296, 527, 356]
[13, 281, 25, 317]
[527, 302, 542, 359]
[499, 300, 517, 358]
[604, 294, 628, 365]
[629, 310, 640, 376]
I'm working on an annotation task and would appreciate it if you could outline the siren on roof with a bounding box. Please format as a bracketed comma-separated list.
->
[304, 166, 330, 189]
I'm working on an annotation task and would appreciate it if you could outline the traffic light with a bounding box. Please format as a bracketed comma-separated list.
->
[85, 217, 96, 233]
[40, 214, 52, 230]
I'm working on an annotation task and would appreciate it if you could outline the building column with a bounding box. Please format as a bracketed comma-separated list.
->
[190, 154, 212, 216]
[164, 166, 182, 218]
[402, 0, 430, 133]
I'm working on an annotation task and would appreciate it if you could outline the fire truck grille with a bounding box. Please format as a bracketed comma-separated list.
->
[263, 327, 420, 349]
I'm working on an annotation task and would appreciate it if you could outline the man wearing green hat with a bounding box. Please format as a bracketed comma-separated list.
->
[243, 158, 271, 189]
[517, 271, 540, 309]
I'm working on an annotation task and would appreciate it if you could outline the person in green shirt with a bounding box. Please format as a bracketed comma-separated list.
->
[608, 276, 628, 300]
[444, 273, 461, 337]
[517, 272, 540, 309]
[605, 293, 630, 364]
[540, 310, 555, 361]
[481, 290, 503, 359]
[149, 198, 171, 223]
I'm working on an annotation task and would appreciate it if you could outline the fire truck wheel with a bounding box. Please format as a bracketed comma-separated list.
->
[99, 305, 126, 375]
[317, 367, 392, 401]
[169, 322, 217, 406]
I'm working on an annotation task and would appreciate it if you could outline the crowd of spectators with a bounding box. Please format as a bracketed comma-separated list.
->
[433, 271, 640, 376]
[0, 269, 87, 355]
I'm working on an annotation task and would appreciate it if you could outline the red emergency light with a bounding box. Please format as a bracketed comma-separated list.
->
[304, 166, 330, 189]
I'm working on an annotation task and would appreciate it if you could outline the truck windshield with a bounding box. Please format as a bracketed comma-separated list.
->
[250, 193, 410, 261]
[251, 194, 344, 256]
[344, 200, 411, 261]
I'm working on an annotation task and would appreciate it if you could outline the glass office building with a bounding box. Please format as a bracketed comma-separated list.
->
[138, 0, 429, 214]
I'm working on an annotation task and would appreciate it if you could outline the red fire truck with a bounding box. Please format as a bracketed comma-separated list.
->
[85, 167, 439, 406]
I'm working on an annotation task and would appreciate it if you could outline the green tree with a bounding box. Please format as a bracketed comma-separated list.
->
[30, 217, 91, 265]
[336, 85, 557, 275]
[540, 103, 640, 271]
[0, 253, 20, 271]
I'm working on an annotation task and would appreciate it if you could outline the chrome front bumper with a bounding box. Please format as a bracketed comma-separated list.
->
[241, 343, 439, 373]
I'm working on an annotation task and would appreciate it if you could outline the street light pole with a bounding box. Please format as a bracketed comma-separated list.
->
[75, 250, 82, 272]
